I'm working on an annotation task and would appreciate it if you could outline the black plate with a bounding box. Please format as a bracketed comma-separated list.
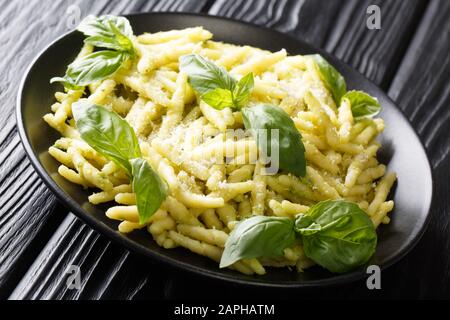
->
[16, 12, 433, 288]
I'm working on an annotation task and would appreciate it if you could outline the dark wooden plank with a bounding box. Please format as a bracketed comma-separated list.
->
[0, 0, 208, 299]
[9, 214, 167, 300]
[0, 129, 68, 298]
[209, 0, 342, 48]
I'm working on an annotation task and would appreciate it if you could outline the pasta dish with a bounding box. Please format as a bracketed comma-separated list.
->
[44, 15, 396, 275]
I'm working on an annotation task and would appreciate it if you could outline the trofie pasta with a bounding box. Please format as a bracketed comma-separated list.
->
[44, 16, 396, 275]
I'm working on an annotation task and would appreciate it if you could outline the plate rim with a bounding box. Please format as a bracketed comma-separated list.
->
[15, 11, 435, 288]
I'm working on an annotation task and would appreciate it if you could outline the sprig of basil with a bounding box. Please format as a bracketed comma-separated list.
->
[179, 54, 236, 94]
[131, 158, 168, 224]
[72, 100, 140, 174]
[294, 200, 377, 273]
[72, 101, 168, 223]
[232, 72, 255, 108]
[242, 104, 306, 177]
[78, 15, 134, 39]
[220, 200, 377, 273]
[308, 54, 347, 104]
[179, 54, 254, 110]
[220, 216, 296, 268]
[342, 90, 381, 120]
[309, 54, 382, 121]
[51, 15, 135, 89]
[79, 15, 135, 55]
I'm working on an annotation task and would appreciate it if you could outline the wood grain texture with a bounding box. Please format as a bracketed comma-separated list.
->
[2, 0, 449, 299]
[383, 0, 450, 298]
[9, 214, 167, 300]
[209, 0, 427, 88]
[0, 0, 208, 299]
[209, 0, 342, 47]
[0, 130, 67, 297]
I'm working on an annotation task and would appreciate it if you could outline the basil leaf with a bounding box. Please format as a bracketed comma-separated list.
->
[78, 16, 134, 54]
[72, 100, 141, 174]
[202, 88, 234, 110]
[49, 77, 83, 91]
[130, 158, 168, 224]
[294, 215, 321, 236]
[342, 90, 381, 120]
[294, 200, 377, 273]
[233, 73, 254, 108]
[52, 15, 135, 89]
[179, 54, 236, 95]
[66, 50, 126, 85]
[108, 21, 134, 54]
[72, 100, 169, 224]
[220, 215, 296, 268]
[77, 15, 134, 40]
[52, 51, 126, 88]
[84, 35, 127, 52]
[242, 104, 306, 177]
[84, 25, 134, 55]
[309, 54, 347, 104]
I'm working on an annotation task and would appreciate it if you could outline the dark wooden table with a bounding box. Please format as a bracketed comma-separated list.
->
[1, 0, 449, 300]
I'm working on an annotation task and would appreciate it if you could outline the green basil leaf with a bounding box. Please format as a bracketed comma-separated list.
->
[78, 15, 134, 54]
[53, 51, 126, 88]
[202, 88, 234, 110]
[53, 15, 135, 89]
[179, 54, 236, 95]
[50, 77, 83, 90]
[220, 215, 295, 268]
[180, 55, 254, 110]
[72, 100, 141, 174]
[309, 54, 347, 104]
[108, 21, 134, 54]
[77, 15, 134, 40]
[130, 158, 168, 224]
[84, 35, 127, 52]
[233, 73, 254, 108]
[294, 200, 377, 273]
[294, 214, 321, 236]
[242, 104, 306, 177]
[342, 90, 381, 120]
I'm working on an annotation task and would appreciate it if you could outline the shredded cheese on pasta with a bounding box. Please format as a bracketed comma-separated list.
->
[44, 27, 396, 275]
